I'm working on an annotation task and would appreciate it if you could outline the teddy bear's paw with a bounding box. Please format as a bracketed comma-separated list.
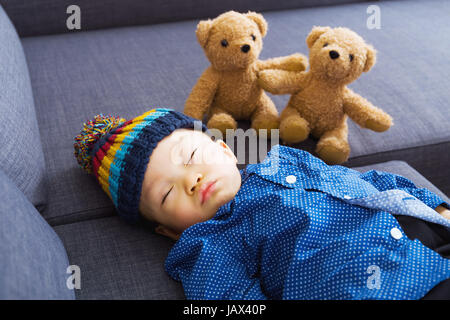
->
[316, 137, 350, 165]
[257, 70, 277, 92]
[365, 116, 392, 132]
[283, 53, 308, 72]
[207, 113, 238, 137]
[280, 116, 310, 143]
[251, 116, 279, 138]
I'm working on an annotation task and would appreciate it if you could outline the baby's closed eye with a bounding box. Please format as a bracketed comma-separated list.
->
[184, 148, 198, 166]
[162, 185, 174, 206]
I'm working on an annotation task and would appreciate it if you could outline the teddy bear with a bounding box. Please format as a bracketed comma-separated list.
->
[258, 26, 393, 164]
[183, 11, 308, 137]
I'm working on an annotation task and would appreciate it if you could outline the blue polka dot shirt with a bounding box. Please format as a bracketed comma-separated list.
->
[165, 145, 450, 300]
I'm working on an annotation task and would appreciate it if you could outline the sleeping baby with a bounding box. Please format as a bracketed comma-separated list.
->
[74, 108, 450, 300]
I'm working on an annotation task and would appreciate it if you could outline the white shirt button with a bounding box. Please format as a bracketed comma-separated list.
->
[390, 227, 403, 240]
[286, 175, 297, 184]
[343, 195, 351, 200]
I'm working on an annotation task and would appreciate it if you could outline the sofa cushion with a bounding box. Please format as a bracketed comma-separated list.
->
[0, 5, 48, 210]
[53, 214, 185, 300]
[2, 0, 365, 37]
[53, 160, 448, 299]
[20, 0, 449, 225]
[0, 169, 74, 299]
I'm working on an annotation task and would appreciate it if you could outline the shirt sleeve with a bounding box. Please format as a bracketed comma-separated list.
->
[165, 232, 267, 300]
[359, 169, 449, 210]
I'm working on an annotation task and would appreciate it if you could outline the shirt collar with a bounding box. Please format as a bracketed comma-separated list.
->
[239, 167, 252, 183]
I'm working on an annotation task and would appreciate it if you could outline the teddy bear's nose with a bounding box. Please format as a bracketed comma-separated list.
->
[241, 44, 251, 53]
[329, 50, 340, 60]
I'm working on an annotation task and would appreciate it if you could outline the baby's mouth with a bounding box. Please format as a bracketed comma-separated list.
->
[200, 180, 217, 205]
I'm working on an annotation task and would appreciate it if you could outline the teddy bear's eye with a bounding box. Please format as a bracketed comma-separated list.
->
[251, 34, 256, 41]
[221, 39, 228, 47]
[323, 43, 328, 47]
[349, 54, 354, 62]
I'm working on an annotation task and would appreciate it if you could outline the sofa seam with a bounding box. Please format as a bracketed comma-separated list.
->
[47, 205, 114, 227]
[348, 140, 449, 165]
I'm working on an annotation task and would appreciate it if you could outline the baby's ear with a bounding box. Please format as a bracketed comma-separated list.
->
[217, 139, 237, 164]
[245, 11, 268, 37]
[155, 225, 181, 241]
[363, 44, 376, 72]
[306, 26, 331, 48]
[196, 19, 213, 48]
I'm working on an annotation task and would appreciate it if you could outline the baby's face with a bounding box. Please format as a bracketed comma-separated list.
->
[139, 128, 242, 235]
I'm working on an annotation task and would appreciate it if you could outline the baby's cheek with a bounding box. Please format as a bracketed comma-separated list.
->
[173, 208, 204, 230]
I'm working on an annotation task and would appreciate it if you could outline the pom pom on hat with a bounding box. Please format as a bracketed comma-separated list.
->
[74, 114, 126, 174]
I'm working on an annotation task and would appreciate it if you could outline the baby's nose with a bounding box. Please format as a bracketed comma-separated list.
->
[189, 175, 202, 193]
[241, 44, 251, 53]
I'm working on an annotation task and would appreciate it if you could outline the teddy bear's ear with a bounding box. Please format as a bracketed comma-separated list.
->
[306, 26, 331, 49]
[196, 19, 213, 48]
[363, 44, 376, 72]
[245, 11, 268, 37]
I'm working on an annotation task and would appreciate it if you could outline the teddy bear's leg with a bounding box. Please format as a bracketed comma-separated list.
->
[250, 93, 279, 138]
[315, 116, 350, 165]
[207, 108, 238, 137]
[279, 105, 310, 144]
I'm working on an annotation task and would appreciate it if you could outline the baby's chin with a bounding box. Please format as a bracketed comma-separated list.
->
[205, 191, 231, 215]
[214, 175, 240, 203]
[200, 187, 236, 218]
[173, 189, 239, 233]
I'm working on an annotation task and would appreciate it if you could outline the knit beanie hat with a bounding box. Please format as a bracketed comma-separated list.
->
[74, 108, 208, 223]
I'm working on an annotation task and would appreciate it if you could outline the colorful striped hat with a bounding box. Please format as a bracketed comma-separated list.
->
[74, 108, 208, 223]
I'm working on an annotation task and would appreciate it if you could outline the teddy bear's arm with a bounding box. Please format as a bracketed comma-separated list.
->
[258, 69, 307, 95]
[184, 67, 220, 120]
[343, 88, 393, 132]
[257, 53, 308, 72]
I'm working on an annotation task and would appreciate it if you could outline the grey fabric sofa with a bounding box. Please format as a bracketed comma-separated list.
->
[0, 0, 448, 299]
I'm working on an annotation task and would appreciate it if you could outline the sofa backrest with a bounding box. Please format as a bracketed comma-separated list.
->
[0, 0, 366, 37]
[0, 5, 48, 210]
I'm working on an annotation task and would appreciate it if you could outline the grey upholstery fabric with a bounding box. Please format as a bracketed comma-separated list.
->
[346, 142, 450, 204]
[0, 170, 74, 300]
[20, 0, 449, 225]
[53, 214, 185, 300]
[0, 5, 48, 209]
[1, 0, 365, 37]
[53, 160, 448, 300]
